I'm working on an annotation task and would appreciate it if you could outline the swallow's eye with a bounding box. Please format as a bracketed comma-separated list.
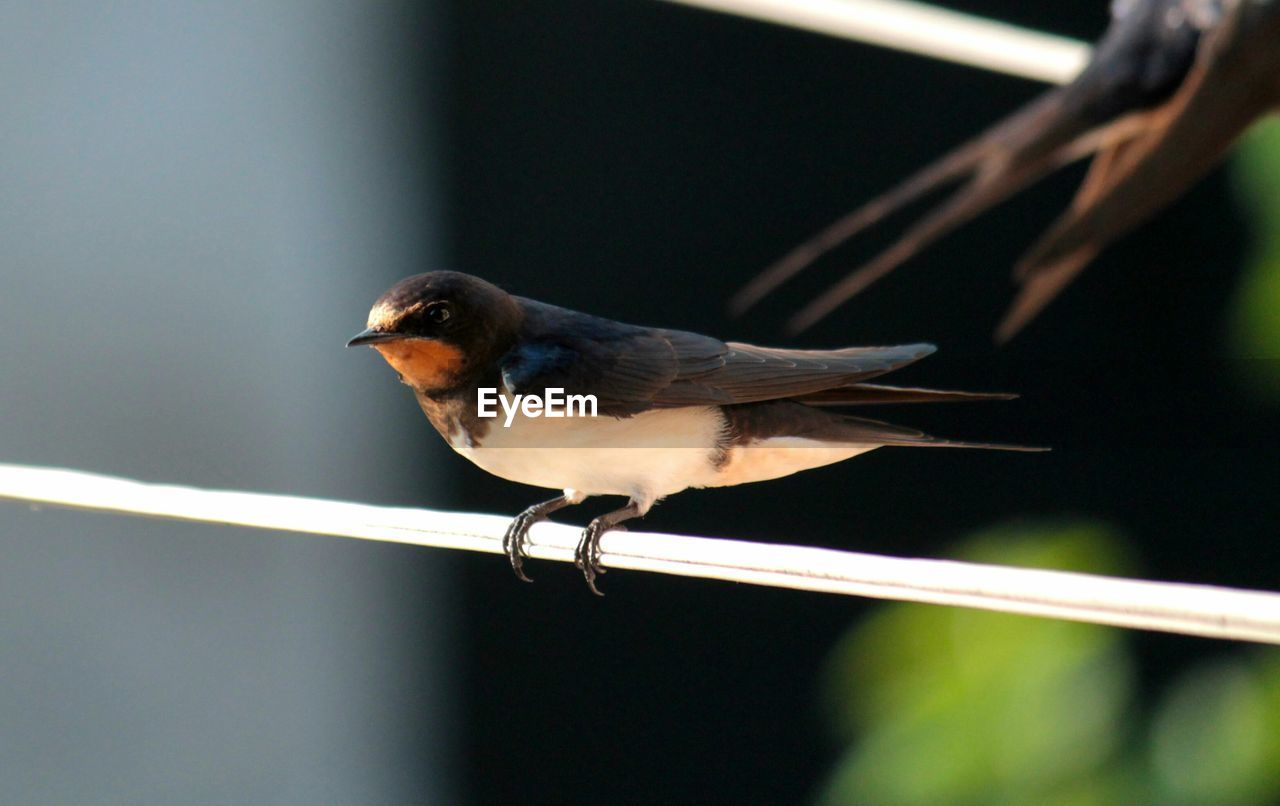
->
[426, 303, 451, 324]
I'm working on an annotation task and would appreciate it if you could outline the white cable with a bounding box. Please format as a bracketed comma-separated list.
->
[659, 0, 1089, 84]
[2, 462, 1278, 644]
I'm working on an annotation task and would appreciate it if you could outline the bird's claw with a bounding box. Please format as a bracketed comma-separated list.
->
[502, 515, 535, 583]
[576, 523, 626, 596]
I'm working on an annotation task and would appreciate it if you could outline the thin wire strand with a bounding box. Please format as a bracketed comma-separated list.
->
[3, 462, 1279, 644]
[658, 0, 1090, 84]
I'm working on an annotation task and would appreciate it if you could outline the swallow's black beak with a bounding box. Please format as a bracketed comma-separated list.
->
[346, 328, 403, 348]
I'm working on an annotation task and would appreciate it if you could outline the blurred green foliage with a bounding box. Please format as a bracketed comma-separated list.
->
[818, 523, 1280, 805]
[1229, 118, 1280, 398]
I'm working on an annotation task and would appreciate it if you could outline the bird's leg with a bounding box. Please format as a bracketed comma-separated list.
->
[503, 491, 585, 583]
[576, 498, 648, 596]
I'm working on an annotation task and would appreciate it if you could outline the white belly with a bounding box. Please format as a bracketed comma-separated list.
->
[452, 405, 728, 501]
[449, 401, 882, 502]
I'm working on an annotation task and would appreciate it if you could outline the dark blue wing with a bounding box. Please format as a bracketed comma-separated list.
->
[501, 298, 935, 416]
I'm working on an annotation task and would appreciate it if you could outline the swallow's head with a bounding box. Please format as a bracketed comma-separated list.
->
[348, 271, 521, 392]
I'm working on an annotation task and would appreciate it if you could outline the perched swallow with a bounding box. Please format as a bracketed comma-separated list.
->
[734, 0, 1280, 339]
[350, 271, 1040, 594]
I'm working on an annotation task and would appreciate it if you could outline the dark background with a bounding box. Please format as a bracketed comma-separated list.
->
[1, 1, 1274, 803]
[437, 1, 1277, 802]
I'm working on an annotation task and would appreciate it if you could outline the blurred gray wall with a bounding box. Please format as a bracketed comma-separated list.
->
[0, 2, 456, 803]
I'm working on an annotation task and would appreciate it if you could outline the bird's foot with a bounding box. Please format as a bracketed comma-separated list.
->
[575, 521, 624, 596]
[502, 511, 538, 583]
[502, 494, 583, 584]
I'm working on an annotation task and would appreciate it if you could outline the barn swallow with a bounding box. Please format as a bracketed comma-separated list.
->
[733, 0, 1280, 340]
[348, 272, 1041, 594]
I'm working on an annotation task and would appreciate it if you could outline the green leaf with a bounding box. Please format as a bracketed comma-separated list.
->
[818, 523, 1137, 805]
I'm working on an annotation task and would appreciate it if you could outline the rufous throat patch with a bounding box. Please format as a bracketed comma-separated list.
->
[373, 339, 465, 390]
